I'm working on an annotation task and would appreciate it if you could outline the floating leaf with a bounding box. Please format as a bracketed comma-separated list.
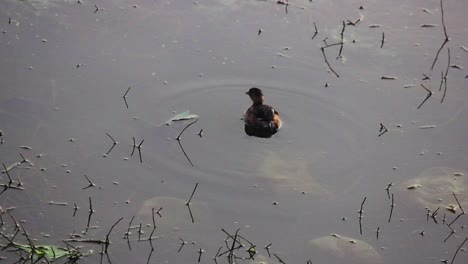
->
[12, 243, 81, 261]
[160, 111, 199, 126]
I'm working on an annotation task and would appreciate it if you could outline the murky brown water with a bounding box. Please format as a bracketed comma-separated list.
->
[1, 0, 467, 263]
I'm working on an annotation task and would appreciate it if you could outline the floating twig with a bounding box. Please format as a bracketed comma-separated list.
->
[122, 87, 131, 108]
[450, 237, 468, 264]
[175, 119, 198, 166]
[430, 0, 449, 71]
[379, 123, 388, 137]
[265, 243, 272, 257]
[198, 129, 203, 137]
[376, 227, 380, 240]
[197, 248, 204, 262]
[273, 253, 286, 264]
[178, 237, 187, 252]
[417, 84, 433, 109]
[94, 5, 99, 13]
[452, 192, 465, 214]
[337, 21, 345, 58]
[311, 22, 318, 40]
[73, 203, 79, 217]
[320, 47, 340, 77]
[85, 197, 94, 234]
[186, 182, 199, 223]
[431, 207, 440, 224]
[388, 194, 395, 223]
[444, 224, 455, 243]
[381, 32, 385, 48]
[441, 48, 450, 103]
[82, 175, 96, 190]
[105, 133, 118, 156]
[358, 197, 366, 235]
[385, 183, 393, 199]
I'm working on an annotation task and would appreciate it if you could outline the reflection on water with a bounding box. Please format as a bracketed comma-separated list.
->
[1, 0, 467, 263]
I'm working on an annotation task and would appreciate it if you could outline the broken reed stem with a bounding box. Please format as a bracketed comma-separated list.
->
[378, 123, 388, 137]
[176, 119, 198, 141]
[441, 48, 450, 103]
[122, 87, 131, 108]
[452, 192, 465, 214]
[430, 0, 449, 71]
[448, 213, 464, 227]
[105, 217, 124, 252]
[85, 197, 94, 234]
[450, 237, 468, 264]
[417, 84, 433, 109]
[177, 140, 194, 167]
[337, 21, 345, 58]
[358, 197, 366, 235]
[312, 22, 318, 40]
[381, 32, 385, 48]
[444, 224, 455, 243]
[376, 227, 380, 240]
[431, 207, 440, 224]
[321, 47, 340, 78]
[440, 0, 449, 41]
[273, 253, 286, 264]
[388, 194, 394, 223]
[186, 182, 199, 205]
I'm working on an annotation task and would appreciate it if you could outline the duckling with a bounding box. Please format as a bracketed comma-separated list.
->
[244, 87, 282, 138]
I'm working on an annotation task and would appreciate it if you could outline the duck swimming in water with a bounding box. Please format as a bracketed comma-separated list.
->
[244, 87, 282, 138]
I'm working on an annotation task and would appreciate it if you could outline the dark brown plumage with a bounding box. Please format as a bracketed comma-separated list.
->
[244, 88, 281, 138]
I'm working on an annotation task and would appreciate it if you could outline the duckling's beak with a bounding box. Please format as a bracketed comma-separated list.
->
[245, 91, 250, 95]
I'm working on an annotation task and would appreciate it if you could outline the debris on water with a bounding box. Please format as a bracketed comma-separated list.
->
[421, 24, 438, 27]
[419, 125, 436, 129]
[381, 76, 397, 80]
[407, 184, 421, 190]
[48, 201, 68, 206]
[19, 145, 32, 150]
[68, 138, 75, 142]
[453, 172, 464, 177]
[272, 201, 279, 205]
[450, 64, 463, 69]
[258, 29, 263, 35]
[66, 170, 71, 173]
[113, 181, 119, 185]
[404, 84, 414, 88]
[369, 24, 382, 28]
[446, 205, 457, 214]
[422, 8, 432, 14]
[461, 46, 468, 53]
[161, 110, 199, 126]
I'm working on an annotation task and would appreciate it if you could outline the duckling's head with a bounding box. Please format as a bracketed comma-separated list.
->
[246, 87, 264, 105]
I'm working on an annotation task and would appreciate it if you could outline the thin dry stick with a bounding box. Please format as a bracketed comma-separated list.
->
[321, 47, 340, 77]
[176, 119, 198, 141]
[273, 253, 286, 264]
[337, 21, 346, 58]
[104, 217, 124, 253]
[378, 123, 388, 137]
[448, 212, 464, 227]
[431, 207, 440, 224]
[441, 48, 450, 103]
[178, 237, 187, 252]
[358, 197, 366, 235]
[417, 84, 433, 109]
[122, 87, 131, 108]
[385, 183, 393, 200]
[381, 32, 385, 48]
[450, 237, 468, 264]
[312, 22, 318, 40]
[82, 174, 96, 190]
[452, 192, 465, 214]
[175, 119, 198, 166]
[105, 133, 117, 155]
[186, 182, 199, 223]
[388, 194, 395, 222]
[444, 224, 456, 243]
[430, 0, 449, 71]
[376, 227, 380, 240]
[85, 197, 94, 234]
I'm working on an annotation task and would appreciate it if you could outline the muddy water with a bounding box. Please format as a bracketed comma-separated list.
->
[0, 0, 467, 263]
